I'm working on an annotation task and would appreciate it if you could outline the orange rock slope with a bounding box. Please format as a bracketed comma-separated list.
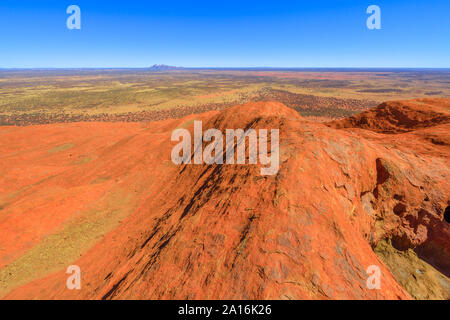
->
[0, 99, 449, 300]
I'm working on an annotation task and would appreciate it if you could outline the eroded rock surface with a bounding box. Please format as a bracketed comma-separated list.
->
[0, 99, 448, 299]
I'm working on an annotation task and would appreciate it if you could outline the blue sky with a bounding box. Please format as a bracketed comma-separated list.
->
[0, 0, 449, 68]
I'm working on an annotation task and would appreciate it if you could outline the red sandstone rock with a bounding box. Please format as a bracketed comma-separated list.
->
[0, 99, 448, 300]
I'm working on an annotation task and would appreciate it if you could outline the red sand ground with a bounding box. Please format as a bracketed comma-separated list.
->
[0, 99, 448, 299]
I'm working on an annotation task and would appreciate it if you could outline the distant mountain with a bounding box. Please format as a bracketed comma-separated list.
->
[148, 64, 183, 71]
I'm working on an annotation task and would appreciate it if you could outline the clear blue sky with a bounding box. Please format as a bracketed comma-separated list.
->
[0, 0, 449, 68]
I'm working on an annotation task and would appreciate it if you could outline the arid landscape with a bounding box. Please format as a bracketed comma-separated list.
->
[0, 69, 449, 300]
[1, 69, 449, 125]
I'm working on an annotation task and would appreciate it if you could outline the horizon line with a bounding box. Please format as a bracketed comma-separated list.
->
[1, 67, 450, 71]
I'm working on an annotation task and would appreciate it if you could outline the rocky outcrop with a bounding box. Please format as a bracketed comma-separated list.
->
[0, 99, 448, 299]
[327, 98, 450, 133]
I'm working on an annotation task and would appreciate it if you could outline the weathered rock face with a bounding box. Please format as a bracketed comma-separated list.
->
[327, 98, 450, 133]
[327, 98, 450, 281]
[0, 99, 448, 300]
